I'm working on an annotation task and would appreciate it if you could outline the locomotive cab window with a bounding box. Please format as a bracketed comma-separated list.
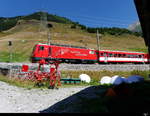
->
[89, 51, 95, 54]
[39, 46, 44, 51]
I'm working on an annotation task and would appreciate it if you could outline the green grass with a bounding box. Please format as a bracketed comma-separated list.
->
[0, 75, 36, 89]
[0, 51, 31, 62]
[128, 47, 148, 53]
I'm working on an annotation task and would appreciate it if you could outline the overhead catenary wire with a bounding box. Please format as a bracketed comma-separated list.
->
[35, 1, 138, 28]
[46, 7, 138, 23]
[46, 7, 138, 26]
[67, 16, 129, 27]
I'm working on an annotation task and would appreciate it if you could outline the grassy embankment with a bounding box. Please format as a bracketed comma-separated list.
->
[0, 70, 149, 89]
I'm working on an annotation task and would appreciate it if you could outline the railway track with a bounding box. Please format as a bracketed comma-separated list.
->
[0, 62, 149, 74]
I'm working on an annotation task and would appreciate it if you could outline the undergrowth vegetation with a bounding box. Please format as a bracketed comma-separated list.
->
[0, 70, 149, 89]
[61, 70, 150, 81]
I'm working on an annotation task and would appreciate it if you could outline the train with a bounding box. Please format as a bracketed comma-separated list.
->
[31, 43, 150, 64]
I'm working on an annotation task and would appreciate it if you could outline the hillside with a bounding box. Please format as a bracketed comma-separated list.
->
[0, 12, 73, 32]
[0, 15, 148, 62]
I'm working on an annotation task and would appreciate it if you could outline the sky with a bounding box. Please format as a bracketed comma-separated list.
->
[0, 0, 139, 28]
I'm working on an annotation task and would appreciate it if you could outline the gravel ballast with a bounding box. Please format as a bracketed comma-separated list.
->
[0, 81, 88, 113]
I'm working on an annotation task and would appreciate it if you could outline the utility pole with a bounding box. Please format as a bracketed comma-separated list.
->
[8, 41, 12, 78]
[47, 30, 51, 45]
[40, 11, 51, 45]
[96, 30, 100, 52]
[8, 41, 13, 63]
[96, 29, 101, 63]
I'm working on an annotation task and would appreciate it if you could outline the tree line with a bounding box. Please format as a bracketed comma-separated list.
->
[71, 22, 142, 37]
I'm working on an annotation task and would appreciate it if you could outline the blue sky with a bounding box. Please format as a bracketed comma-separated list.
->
[0, 0, 139, 28]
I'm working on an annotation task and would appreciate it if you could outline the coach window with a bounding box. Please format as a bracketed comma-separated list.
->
[140, 55, 144, 58]
[39, 46, 44, 51]
[108, 53, 113, 57]
[114, 54, 117, 57]
[104, 53, 107, 57]
[100, 53, 104, 56]
[131, 55, 134, 58]
[118, 54, 122, 57]
[135, 55, 138, 58]
[142, 55, 144, 58]
[139, 55, 142, 58]
[122, 54, 126, 57]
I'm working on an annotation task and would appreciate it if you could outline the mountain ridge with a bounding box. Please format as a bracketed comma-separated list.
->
[128, 21, 142, 33]
[0, 12, 142, 37]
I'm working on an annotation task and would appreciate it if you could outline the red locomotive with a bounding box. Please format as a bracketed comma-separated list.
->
[31, 43, 150, 64]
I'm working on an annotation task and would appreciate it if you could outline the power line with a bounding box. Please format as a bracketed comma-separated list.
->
[47, 7, 138, 24]
[37, 1, 135, 28]
[68, 16, 129, 26]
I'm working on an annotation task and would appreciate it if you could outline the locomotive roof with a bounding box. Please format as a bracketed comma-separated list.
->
[36, 43, 146, 54]
[37, 43, 89, 49]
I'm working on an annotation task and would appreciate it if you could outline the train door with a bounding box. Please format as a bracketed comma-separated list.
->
[141, 54, 145, 64]
[137, 54, 144, 64]
[104, 52, 108, 63]
[48, 47, 52, 57]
